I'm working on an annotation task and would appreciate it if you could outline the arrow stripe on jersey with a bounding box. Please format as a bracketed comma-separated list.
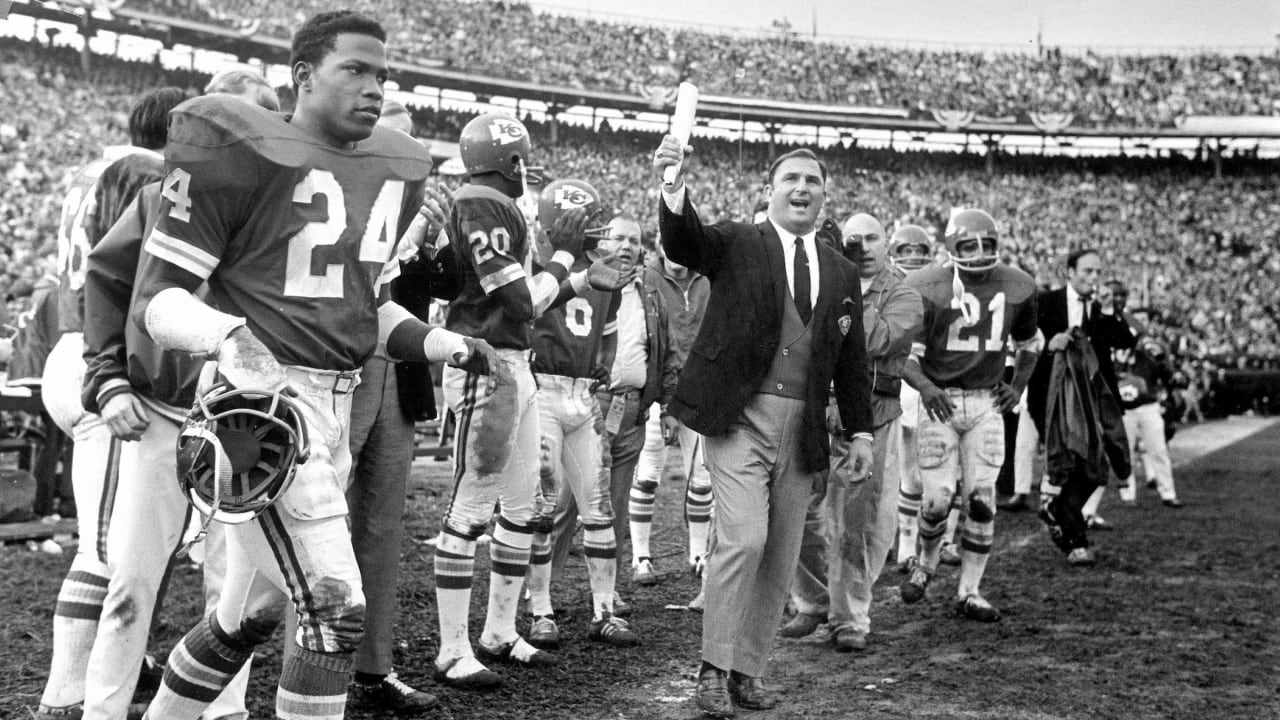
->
[479, 263, 526, 294]
[146, 228, 218, 280]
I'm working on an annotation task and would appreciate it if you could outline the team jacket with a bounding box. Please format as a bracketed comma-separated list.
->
[1045, 327, 1132, 486]
[642, 256, 709, 371]
[636, 273, 679, 427]
[82, 182, 203, 421]
[859, 263, 924, 429]
[131, 95, 431, 370]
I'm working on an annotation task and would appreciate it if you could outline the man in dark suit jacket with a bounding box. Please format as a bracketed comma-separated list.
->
[653, 138, 874, 717]
[1026, 248, 1135, 565]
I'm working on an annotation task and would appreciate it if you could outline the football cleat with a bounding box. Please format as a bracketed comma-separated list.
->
[348, 672, 440, 715]
[632, 557, 657, 586]
[957, 594, 1002, 622]
[589, 614, 640, 647]
[900, 560, 933, 604]
[528, 615, 561, 650]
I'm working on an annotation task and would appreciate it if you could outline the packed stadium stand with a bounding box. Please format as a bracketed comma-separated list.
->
[122, 0, 1280, 128]
[1, 4, 1277, 418]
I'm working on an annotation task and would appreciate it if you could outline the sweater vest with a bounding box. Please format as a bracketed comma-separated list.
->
[758, 292, 813, 400]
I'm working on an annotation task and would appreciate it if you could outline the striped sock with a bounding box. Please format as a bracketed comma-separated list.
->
[917, 505, 949, 573]
[434, 531, 477, 662]
[526, 532, 554, 619]
[480, 517, 532, 645]
[277, 645, 352, 720]
[627, 480, 657, 560]
[897, 489, 922, 563]
[39, 558, 109, 709]
[582, 523, 617, 620]
[684, 481, 713, 565]
[143, 614, 252, 720]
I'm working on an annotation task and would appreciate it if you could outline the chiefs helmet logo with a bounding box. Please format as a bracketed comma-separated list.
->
[554, 185, 592, 209]
[488, 119, 527, 145]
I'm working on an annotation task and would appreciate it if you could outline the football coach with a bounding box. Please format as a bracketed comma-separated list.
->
[652, 136, 874, 717]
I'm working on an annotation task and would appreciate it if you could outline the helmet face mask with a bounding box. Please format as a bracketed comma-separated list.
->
[176, 385, 309, 525]
[944, 209, 1001, 274]
[890, 224, 934, 273]
[459, 112, 544, 188]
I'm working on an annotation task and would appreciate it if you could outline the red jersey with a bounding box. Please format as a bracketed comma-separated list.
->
[83, 183, 204, 419]
[906, 263, 1037, 389]
[445, 183, 534, 350]
[55, 147, 164, 334]
[532, 258, 619, 377]
[133, 95, 431, 371]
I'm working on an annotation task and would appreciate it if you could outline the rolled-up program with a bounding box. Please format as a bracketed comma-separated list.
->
[664, 82, 699, 186]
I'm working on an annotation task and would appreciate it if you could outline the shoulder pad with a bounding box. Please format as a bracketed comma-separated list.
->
[167, 96, 431, 182]
[357, 126, 433, 182]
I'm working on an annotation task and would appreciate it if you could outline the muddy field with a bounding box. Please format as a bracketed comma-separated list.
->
[3, 419, 1278, 720]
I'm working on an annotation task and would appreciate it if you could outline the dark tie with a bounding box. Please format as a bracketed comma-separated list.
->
[794, 238, 812, 325]
[1080, 297, 1090, 327]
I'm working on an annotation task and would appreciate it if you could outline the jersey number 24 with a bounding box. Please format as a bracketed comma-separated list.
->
[163, 168, 403, 299]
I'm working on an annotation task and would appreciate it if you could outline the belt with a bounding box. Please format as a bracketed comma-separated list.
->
[303, 368, 361, 394]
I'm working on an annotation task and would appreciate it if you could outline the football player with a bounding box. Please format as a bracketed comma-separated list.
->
[1115, 337, 1181, 506]
[524, 178, 641, 649]
[432, 114, 630, 689]
[34, 86, 188, 720]
[629, 234, 712, 589]
[131, 13, 497, 720]
[891, 225, 933, 571]
[67, 71, 285, 720]
[889, 225, 965, 571]
[899, 210, 1042, 622]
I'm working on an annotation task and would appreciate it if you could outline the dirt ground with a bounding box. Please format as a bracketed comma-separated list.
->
[3, 417, 1278, 720]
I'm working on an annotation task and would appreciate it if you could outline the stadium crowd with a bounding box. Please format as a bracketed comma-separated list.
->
[126, 0, 1280, 128]
[1, 37, 1277, 412]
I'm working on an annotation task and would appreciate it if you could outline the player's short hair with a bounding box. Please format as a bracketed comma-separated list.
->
[1066, 247, 1099, 270]
[128, 87, 189, 150]
[205, 69, 280, 111]
[766, 148, 828, 185]
[1105, 278, 1127, 294]
[289, 11, 387, 87]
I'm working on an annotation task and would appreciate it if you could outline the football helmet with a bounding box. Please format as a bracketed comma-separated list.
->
[890, 225, 934, 273]
[176, 384, 309, 534]
[537, 178, 612, 250]
[944, 209, 1000, 273]
[459, 112, 544, 185]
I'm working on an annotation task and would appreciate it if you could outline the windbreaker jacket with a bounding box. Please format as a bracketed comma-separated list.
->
[1044, 327, 1132, 486]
